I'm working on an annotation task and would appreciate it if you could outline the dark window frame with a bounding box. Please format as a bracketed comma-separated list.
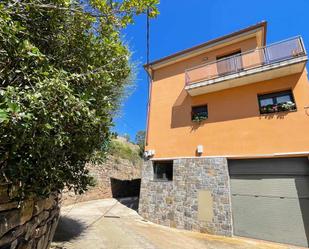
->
[258, 90, 296, 114]
[153, 160, 173, 182]
[216, 49, 242, 60]
[191, 104, 208, 122]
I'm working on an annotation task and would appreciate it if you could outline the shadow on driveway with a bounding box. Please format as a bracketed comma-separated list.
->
[53, 216, 86, 242]
[116, 196, 139, 211]
[110, 177, 141, 211]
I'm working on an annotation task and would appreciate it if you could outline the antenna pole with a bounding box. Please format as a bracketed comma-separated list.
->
[146, 8, 150, 68]
[145, 7, 150, 146]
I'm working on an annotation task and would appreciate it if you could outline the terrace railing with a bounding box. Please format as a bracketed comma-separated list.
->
[185, 37, 306, 86]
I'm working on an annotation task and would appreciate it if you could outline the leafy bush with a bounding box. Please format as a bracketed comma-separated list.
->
[0, 0, 158, 198]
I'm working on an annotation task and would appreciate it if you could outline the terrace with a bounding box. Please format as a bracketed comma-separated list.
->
[185, 37, 307, 96]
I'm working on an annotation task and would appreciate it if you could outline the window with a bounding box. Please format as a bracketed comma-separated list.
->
[217, 50, 243, 75]
[192, 105, 208, 122]
[258, 90, 296, 114]
[153, 161, 173, 181]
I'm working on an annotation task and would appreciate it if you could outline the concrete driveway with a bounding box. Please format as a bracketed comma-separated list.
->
[51, 199, 303, 249]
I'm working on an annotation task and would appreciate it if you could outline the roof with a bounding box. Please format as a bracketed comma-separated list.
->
[145, 21, 267, 72]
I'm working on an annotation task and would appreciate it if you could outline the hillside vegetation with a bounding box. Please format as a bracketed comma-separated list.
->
[91, 136, 143, 166]
[110, 138, 142, 165]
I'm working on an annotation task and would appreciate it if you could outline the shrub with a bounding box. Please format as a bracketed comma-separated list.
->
[0, 0, 158, 198]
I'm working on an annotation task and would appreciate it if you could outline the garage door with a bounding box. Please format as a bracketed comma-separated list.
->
[229, 157, 309, 247]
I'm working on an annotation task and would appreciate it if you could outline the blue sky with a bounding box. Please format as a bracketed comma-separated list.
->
[113, 0, 309, 141]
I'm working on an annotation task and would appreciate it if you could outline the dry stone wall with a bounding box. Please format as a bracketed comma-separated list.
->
[0, 184, 60, 249]
[62, 156, 142, 206]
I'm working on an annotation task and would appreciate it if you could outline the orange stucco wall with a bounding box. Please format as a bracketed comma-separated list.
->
[146, 38, 309, 158]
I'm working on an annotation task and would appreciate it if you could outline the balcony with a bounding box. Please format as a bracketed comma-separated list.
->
[185, 37, 307, 96]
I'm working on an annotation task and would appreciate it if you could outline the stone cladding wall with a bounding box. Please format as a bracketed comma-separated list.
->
[139, 157, 233, 236]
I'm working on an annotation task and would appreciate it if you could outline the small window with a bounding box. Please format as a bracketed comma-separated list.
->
[192, 105, 208, 122]
[258, 90, 296, 114]
[153, 161, 173, 181]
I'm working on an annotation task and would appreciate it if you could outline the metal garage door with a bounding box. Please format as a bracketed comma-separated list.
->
[229, 157, 309, 247]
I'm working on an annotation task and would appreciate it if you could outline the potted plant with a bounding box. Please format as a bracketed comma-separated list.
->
[281, 101, 296, 111]
[192, 111, 208, 123]
[261, 101, 296, 114]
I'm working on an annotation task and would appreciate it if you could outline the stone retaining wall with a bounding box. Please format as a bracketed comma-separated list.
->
[0, 184, 60, 249]
[62, 156, 141, 206]
[139, 158, 233, 236]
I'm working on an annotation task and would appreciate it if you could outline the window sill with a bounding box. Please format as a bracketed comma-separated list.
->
[151, 180, 173, 183]
[191, 119, 208, 124]
[259, 109, 297, 115]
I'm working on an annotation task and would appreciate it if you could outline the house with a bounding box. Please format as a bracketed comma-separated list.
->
[138, 21, 309, 247]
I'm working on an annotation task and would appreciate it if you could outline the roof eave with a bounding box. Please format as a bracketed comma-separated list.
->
[144, 21, 267, 74]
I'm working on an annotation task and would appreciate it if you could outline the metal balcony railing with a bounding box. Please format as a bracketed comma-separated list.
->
[185, 37, 306, 86]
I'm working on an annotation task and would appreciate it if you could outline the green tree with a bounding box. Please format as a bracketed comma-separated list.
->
[0, 0, 158, 198]
[135, 130, 146, 156]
